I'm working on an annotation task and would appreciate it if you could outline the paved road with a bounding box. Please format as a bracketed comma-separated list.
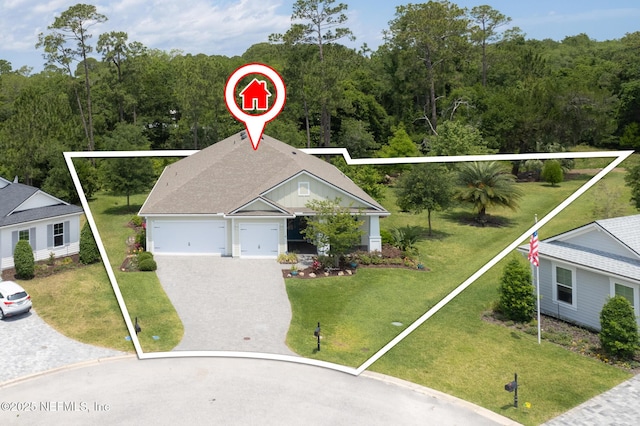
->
[155, 256, 295, 355]
[543, 373, 640, 425]
[0, 356, 518, 426]
[0, 310, 126, 383]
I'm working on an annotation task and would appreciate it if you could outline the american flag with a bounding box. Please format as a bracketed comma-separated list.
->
[528, 230, 539, 267]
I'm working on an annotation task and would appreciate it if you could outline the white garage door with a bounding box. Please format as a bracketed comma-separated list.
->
[239, 223, 279, 258]
[152, 220, 226, 255]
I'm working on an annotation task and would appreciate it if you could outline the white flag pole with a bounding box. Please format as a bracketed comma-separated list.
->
[535, 214, 541, 344]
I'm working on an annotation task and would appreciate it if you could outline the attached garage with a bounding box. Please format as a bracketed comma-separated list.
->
[152, 220, 227, 255]
[239, 223, 279, 258]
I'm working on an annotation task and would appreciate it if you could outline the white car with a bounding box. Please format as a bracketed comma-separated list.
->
[0, 280, 32, 319]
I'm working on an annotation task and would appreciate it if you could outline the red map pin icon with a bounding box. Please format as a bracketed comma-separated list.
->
[225, 63, 286, 150]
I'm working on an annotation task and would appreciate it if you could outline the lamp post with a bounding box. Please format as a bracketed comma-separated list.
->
[314, 322, 321, 351]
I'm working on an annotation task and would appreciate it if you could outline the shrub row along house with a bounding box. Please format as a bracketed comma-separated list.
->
[0, 176, 83, 278]
[139, 132, 389, 258]
[519, 214, 640, 331]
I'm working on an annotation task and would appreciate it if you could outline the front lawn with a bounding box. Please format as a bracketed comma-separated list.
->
[285, 165, 635, 425]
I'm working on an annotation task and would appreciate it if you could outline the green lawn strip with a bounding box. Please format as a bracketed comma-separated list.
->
[17, 263, 133, 352]
[89, 192, 184, 352]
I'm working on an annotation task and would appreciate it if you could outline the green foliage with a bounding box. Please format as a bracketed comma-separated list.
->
[138, 258, 157, 272]
[376, 126, 421, 174]
[332, 157, 385, 201]
[425, 121, 493, 156]
[455, 161, 523, 223]
[136, 251, 154, 263]
[541, 160, 564, 186]
[301, 197, 364, 266]
[277, 253, 299, 264]
[13, 240, 35, 279]
[625, 164, 640, 210]
[380, 229, 393, 246]
[79, 222, 101, 264]
[599, 296, 640, 360]
[390, 226, 422, 254]
[396, 163, 454, 235]
[496, 258, 535, 322]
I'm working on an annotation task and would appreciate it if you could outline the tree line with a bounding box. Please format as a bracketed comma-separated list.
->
[1, 1, 639, 203]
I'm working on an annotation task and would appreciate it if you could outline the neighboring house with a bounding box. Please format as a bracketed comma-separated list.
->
[518, 214, 640, 331]
[139, 132, 389, 258]
[0, 176, 84, 276]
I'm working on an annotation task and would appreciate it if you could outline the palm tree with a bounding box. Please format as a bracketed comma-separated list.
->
[456, 161, 523, 224]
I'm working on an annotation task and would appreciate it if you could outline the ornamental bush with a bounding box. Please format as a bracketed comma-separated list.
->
[497, 258, 536, 322]
[599, 296, 640, 360]
[14, 240, 35, 279]
[541, 160, 564, 186]
[138, 258, 157, 272]
[79, 222, 101, 264]
[136, 251, 154, 263]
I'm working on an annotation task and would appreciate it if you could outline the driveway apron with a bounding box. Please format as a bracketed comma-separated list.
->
[155, 256, 295, 355]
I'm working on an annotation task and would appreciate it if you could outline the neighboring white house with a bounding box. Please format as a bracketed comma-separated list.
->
[0, 176, 83, 277]
[139, 132, 389, 258]
[518, 214, 640, 331]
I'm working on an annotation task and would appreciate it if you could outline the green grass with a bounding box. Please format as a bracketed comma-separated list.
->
[285, 165, 636, 425]
[88, 192, 184, 352]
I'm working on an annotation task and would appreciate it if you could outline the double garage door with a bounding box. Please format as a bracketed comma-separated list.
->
[152, 220, 227, 255]
[152, 220, 279, 257]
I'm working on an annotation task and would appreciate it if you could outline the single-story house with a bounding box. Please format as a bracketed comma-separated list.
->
[0, 176, 84, 276]
[139, 132, 389, 258]
[518, 214, 640, 331]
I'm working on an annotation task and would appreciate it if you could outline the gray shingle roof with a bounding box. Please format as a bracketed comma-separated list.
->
[518, 214, 640, 281]
[139, 132, 388, 215]
[0, 181, 83, 227]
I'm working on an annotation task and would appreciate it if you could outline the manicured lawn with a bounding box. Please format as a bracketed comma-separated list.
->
[285, 162, 636, 425]
[88, 192, 184, 352]
[19, 191, 184, 353]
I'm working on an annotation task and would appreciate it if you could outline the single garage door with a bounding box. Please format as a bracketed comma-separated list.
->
[239, 223, 279, 258]
[153, 220, 227, 255]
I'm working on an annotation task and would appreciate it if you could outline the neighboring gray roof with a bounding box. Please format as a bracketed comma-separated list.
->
[139, 132, 388, 216]
[518, 214, 640, 281]
[0, 181, 83, 227]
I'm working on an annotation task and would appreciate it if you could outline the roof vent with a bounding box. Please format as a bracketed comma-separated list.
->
[240, 131, 247, 140]
[292, 151, 297, 155]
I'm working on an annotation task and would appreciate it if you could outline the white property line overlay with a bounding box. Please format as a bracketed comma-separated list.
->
[64, 149, 634, 376]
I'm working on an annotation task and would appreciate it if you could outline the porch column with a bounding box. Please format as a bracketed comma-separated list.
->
[369, 215, 382, 252]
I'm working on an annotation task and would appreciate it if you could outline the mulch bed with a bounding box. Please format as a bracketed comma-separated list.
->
[484, 311, 640, 373]
[281, 264, 428, 278]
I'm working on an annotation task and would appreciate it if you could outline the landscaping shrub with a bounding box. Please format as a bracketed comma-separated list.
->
[136, 251, 154, 263]
[497, 258, 535, 322]
[138, 258, 158, 271]
[130, 215, 143, 227]
[390, 226, 422, 254]
[541, 160, 564, 186]
[135, 227, 146, 251]
[13, 240, 35, 279]
[380, 229, 394, 246]
[599, 296, 640, 360]
[79, 222, 101, 264]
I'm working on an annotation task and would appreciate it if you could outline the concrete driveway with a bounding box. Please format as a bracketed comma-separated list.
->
[0, 310, 125, 383]
[155, 256, 295, 355]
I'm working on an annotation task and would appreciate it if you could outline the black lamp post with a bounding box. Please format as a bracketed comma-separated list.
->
[504, 373, 518, 408]
[314, 322, 321, 351]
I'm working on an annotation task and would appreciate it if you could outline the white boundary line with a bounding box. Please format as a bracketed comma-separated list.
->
[64, 148, 634, 376]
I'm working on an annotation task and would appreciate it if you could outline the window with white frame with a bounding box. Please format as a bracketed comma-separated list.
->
[53, 222, 64, 247]
[554, 265, 576, 307]
[610, 279, 639, 314]
[298, 182, 310, 196]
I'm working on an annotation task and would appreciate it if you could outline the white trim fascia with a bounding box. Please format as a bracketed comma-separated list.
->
[229, 196, 290, 215]
[533, 252, 640, 285]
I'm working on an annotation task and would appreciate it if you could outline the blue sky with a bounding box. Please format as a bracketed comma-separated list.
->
[1, 0, 640, 73]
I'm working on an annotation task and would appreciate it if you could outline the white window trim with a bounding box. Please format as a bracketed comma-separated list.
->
[609, 278, 640, 317]
[53, 222, 64, 247]
[552, 262, 577, 310]
[298, 182, 310, 196]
